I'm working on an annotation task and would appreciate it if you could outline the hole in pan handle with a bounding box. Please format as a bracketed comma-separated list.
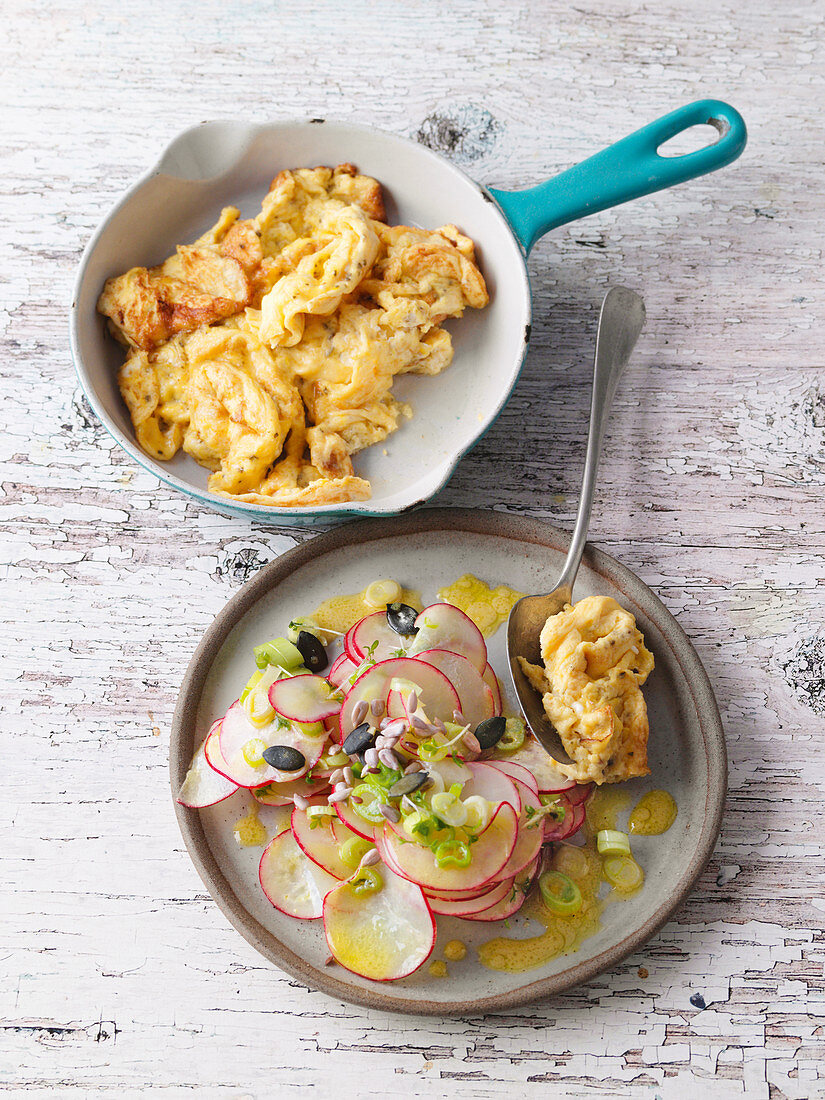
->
[488, 99, 747, 255]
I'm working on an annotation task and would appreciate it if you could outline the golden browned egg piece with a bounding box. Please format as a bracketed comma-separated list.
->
[99, 164, 488, 508]
[98, 208, 260, 351]
[519, 595, 654, 784]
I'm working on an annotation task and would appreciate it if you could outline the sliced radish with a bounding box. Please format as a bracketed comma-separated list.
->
[413, 649, 495, 729]
[424, 879, 502, 901]
[340, 657, 458, 738]
[425, 877, 513, 917]
[406, 603, 487, 673]
[269, 674, 343, 723]
[176, 723, 238, 808]
[463, 761, 521, 812]
[219, 702, 326, 788]
[328, 652, 358, 688]
[323, 863, 436, 981]
[343, 622, 362, 663]
[565, 783, 594, 806]
[259, 827, 339, 919]
[253, 774, 331, 806]
[203, 719, 232, 775]
[485, 759, 539, 796]
[462, 856, 539, 922]
[338, 663, 392, 738]
[426, 757, 473, 790]
[351, 612, 409, 663]
[382, 801, 518, 893]
[482, 663, 503, 715]
[492, 734, 577, 792]
[569, 802, 588, 836]
[374, 829, 406, 875]
[493, 783, 543, 880]
[543, 795, 586, 841]
[335, 798, 381, 842]
[291, 805, 363, 879]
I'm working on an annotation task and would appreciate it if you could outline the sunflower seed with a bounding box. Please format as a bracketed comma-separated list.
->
[379, 804, 400, 823]
[378, 748, 400, 770]
[351, 700, 369, 726]
[462, 731, 482, 754]
[370, 699, 385, 717]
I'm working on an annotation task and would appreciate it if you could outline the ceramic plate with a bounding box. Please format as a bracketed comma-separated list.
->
[171, 510, 726, 1014]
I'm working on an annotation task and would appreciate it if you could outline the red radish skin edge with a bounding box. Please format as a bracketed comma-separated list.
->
[268, 674, 343, 723]
[425, 877, 514, 917]
[258, 828, 335, 920]
[176, 725, 238, 808]
[461, 856, 541, 922]
[485, 758, 539, 795]
[339, 657, 459, 738]
[380, 802, 519, 893]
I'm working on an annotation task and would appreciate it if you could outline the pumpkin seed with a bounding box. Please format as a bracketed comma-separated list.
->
[342, 722, 376, 756]
[386, 602, 419, 636]
[296, 630, 328, 672]
[261, 744, 306, 771]
[473, 716, 507, 750]
[388, 771, 429, 798]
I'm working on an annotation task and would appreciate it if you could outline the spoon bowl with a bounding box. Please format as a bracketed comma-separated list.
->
[506, 287, 646, 763]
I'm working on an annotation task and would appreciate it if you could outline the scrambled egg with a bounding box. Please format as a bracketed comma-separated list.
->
[519, 596, 655, 784]
[98, 164, 488, 507]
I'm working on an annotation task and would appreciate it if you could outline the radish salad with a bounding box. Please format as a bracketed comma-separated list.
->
[178, 593, 641, 981]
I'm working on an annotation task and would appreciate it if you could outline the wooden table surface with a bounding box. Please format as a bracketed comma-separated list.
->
[3, 1, 824, 1096]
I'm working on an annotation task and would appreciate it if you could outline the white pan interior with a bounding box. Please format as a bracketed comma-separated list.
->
[70, 120, 531, 522]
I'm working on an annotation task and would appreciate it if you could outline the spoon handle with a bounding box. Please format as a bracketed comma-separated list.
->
[553, 287, 646, 598]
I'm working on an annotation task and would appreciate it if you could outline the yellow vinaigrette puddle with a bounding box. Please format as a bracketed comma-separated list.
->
[478, 786, 676, 974]
[233, 804, 269, 848]
[629, 789, 678, 835]
[312, 584, 422, 634]
[311, 573, 523, 639]
[437, 573, 525, 637]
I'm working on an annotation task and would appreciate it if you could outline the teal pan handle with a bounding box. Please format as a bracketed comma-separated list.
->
[489, 99, 747, 254]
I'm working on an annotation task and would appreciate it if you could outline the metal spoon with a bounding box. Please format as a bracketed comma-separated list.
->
[506, 286, 646, 762]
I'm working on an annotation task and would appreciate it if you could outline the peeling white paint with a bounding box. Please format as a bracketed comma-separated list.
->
[2, 0, 824, 1095]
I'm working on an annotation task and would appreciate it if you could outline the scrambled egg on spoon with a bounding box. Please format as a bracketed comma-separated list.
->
[98, 165, 488, 507]
[519, 596, 655, 784]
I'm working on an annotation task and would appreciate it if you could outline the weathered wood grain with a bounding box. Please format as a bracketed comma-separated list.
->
[2, 0, 824, 1096]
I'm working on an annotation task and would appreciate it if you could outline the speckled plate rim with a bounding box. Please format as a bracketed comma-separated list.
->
[170, 508, 726, 1015]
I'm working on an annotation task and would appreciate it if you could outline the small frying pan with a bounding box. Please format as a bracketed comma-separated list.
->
[70, 100, 746, 526]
